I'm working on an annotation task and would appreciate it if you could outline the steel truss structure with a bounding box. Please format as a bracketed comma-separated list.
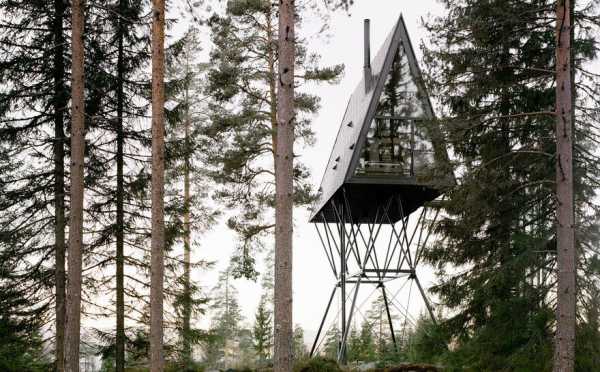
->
[309, 188, 441, 364]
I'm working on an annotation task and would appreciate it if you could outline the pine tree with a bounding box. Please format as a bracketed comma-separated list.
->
[422, 0, 600, 369]
[274, 0, 295, 369]
[205, 0, 343, 278]
[554, 1, 575, 369]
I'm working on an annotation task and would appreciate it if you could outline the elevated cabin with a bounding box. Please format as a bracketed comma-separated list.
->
[309, 16, 452, 224]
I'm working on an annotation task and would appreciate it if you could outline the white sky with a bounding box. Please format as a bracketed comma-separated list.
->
[181, 0, 447, 344]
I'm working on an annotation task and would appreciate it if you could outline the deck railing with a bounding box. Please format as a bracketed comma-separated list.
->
[356, 116, 434, 177]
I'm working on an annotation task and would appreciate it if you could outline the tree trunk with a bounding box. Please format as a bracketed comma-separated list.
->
[65, 0, 86, 371]
[115, 1, 127, 370]
[266, 4, 278, 157]
[182, 72, 192, 362]
[53, 0, 67, 370]
[553, 1, 576, 371]
[150, 0, 166, 371]
[274, 1, 295, 371]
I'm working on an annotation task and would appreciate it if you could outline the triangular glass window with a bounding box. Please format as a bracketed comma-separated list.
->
[354, 42, 434, 178]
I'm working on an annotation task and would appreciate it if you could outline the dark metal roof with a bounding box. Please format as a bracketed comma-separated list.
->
[310, 15, 450, 224]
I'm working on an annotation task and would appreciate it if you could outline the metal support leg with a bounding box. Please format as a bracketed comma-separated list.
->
[381, 284, 398, 351]
[338, 202, 347, 365]
[310, 285, 338, 357]
[311, 196, 442, 362]
[414, 274, 437, 324]
[339, 278, 362, 361]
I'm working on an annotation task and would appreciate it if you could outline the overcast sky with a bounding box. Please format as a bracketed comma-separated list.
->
[144, 1, 450, 348]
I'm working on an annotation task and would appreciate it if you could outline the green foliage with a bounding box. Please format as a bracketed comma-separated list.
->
[321, 328, 340, 360]
[346, 327, 361, 362]
[347, 322, 377, 363]
[422, 0, 600, 370]
[0, 324, 48, 372]
[405, 317, 448, 366]
[575, 285, 600, 371]
[0, 279, 49, 372]
[253, 296, 273, 363]
[204, 267, 247, 369]
[293, 325, 308, 361]
[165, 26, 217, 368]
[205, 0, 343, 279]
[365, 295, 399, 359]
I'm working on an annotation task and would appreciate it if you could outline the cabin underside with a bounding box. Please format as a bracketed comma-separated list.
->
[309, 182, 439, 224]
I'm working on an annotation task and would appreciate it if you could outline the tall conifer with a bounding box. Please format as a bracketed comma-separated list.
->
[150, 0, 166, 371]
[65, 0, 86, 370]
[423, 0, 600, 369]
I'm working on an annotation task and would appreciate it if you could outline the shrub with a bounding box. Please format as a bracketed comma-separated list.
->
[293, 357, 343, 372]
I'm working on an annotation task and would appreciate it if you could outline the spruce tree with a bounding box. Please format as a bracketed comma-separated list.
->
[346, 322, 377, 363]
[150, 0, 166, 370]
[0, 282, 50, 372]
[0, 1, 147, 369]
[346, 326, 361, 363]
[65, 0, 86, 369]
[253, 296, 273, 364]
[162, 26, 219, 367]
[0, 1, 72, 368]
[110, 1, 150, 370]
[0, 199, 51, 372]
[85, 0, 152, 369]
[358, 321, 377, 362]
[321, 328, 341, 360]
[422, 0, 600, 369]
[292, 325, 308, 361]
[365, 294, 398, 359]
[205, 268, 244, 369]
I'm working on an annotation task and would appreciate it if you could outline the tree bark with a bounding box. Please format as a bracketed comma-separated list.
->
[553, 1, 576, 371]
[65, 0, 86, 371]
[182, 67, 192, 361]
[150, 1, 166, 371]
[274, 1, 295, 371]
[53, 0, 67, 370]
[266, 3, 278, 157]
[115, 1, 127, 371]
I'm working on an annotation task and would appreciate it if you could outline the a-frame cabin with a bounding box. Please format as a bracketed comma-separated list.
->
[310, 15, 451, 224]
